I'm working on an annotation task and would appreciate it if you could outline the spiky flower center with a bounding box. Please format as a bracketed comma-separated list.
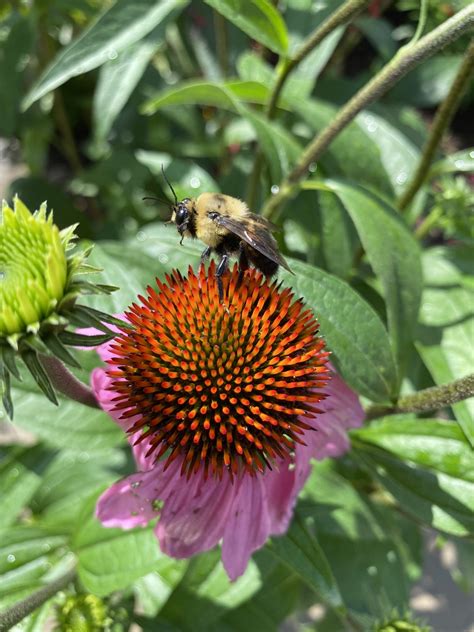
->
[108, 264, 329, 478]
[0, 198, 67, 336]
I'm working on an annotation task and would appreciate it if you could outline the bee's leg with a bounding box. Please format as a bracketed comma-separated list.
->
[216, 254, 229, 303]
[200, 246, 212, 262]
[237, 243, 249, 288]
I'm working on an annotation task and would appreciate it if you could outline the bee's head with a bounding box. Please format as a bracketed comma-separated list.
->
[171, 198, 193, 244]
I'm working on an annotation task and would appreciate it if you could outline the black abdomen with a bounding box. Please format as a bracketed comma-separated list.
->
[245, 245, 278, 277]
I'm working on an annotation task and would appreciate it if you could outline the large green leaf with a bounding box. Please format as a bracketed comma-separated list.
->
[280, 259, 398, 403]
[23, 0, 188, 109]
[293, 99, 394, 196]
[353, 417, 474, 481]
[142, 81, 300, 183]
[142, 80, 270, 113]
[12, 375, 123, 452]
[325, 180, 423, 388]
[0, 448, 43, 531]
[0, 527, 67, 597]
[355, 443, 474, 537]
[204, 0, 288, 55]
[299, 462, 418, 617]
[416, 247, 474, 446]
[93, 29, 169, 145]
[75, 518, 164, 596]
[266, 511, 342, 608]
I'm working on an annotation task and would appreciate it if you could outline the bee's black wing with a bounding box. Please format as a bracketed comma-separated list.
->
[210, 212, 292, 272]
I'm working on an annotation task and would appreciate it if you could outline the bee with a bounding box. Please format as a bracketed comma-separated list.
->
[166, 181, 292, 301]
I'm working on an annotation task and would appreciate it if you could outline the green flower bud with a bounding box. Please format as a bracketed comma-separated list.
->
[56, 594, 109, 632]
[0, 197, 119, 417]
[0, 198, 67, 336]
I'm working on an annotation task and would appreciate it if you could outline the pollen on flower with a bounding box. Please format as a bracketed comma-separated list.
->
[107, 263, 330, 479]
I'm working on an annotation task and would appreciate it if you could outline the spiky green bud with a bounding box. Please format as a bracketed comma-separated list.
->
[56, 594, 109, 632]
[0, 197, 120, 417]
[1, 198, 67, 336]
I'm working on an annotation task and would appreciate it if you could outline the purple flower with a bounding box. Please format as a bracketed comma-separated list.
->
[90, 265, 364, 580]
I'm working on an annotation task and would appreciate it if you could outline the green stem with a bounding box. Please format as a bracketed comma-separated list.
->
[0, 568, 76, 631]
[398, 38, 474, 211]
[365, 373, 474, 420]
[40, 355, 99, 409]
[213, 9, 228, 78]
[261, 5, 474, 220]
[414, 206, 443, 239]
[246, 0, 371, 208]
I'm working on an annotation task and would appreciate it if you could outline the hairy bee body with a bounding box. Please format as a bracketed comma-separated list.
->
[170, 192, 291, 300]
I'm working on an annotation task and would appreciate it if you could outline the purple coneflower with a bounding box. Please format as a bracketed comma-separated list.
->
[90, 263, 363, 580]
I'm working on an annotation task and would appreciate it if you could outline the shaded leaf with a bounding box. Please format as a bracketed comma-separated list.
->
[23, 0, 188, 108]
[204, 0, 288, 55]
[326, 180, 423, 389]
[280, 258, 398, 403]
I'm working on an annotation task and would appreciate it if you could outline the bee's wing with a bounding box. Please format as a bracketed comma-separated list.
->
[211, 213, 292, 272]
[246, 213, 279, 233]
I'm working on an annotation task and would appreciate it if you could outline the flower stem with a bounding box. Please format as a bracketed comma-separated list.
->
[213, 9, 229, 78]
[261, 4, 474, 220]
[365, 373, 474, 420]
[246, 0, 371, 208]
[39, 355, 99, 409]
[398, 38, 474, 211]
[0, 568, 76, 631]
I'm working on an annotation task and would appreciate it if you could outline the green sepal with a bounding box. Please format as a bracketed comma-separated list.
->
[1, 345, 21, 380]
[70, 281, 119, 295]
[82, 306, 129, 329]
[42, 334, 82, 369]
[20, 350, 58, 405]
[1, 364, 13, 419]
[59, 330, 116, 347]
[63, 306, 115, 334]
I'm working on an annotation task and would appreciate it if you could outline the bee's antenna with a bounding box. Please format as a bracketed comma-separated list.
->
[161, 165, 178, 205]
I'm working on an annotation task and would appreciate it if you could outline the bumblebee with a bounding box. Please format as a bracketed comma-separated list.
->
[170, 191, 292, 301]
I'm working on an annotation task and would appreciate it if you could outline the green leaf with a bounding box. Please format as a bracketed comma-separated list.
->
[266, 511, 342, 608]
[23, 0, 188, 109]
[355, 111, 420, 197]
[12, 377, 123, 452]
[317, 190, 356, 280]
[300, 462, 418, 617]
[0, 15, 34, 135]
[142, 80, 270, 113]
[31, 450, 124, 531]
[293, 99, 394, 196]
[93, 28, 170, 145]
[75, 521, 168, 596]
[134, 564, 189, 617]
[355, 443, 474, 537]
[0, 450, 42, 531]
[352, 417, 474, 481]
[280, 259, 398, 403]
[429, 148, 474, 177]
[326, 180, 423, 387]
[142, 82, 300, 183]
[136, 152, 220, 199]
[204, 0, 288, 55]
[388, 54, 464, 107]
[0, 527, 67, 594]
[416, 247, 474, 446]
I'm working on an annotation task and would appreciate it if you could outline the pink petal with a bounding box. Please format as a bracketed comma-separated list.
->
[96, 470, 160, 529]
[221, 475, 272, 580]
[156, 467, 235, 559]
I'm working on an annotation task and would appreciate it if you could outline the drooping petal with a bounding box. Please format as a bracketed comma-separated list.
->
[96, 470, 160, 529]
